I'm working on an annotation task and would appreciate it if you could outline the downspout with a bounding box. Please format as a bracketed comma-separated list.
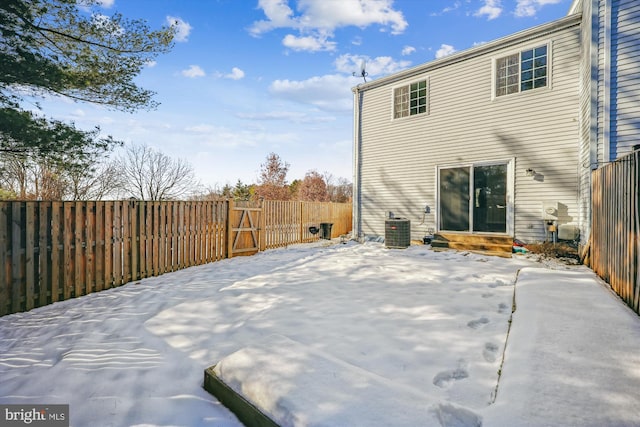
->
[585, 0, 600, 248]
[352, 85, 362, 240]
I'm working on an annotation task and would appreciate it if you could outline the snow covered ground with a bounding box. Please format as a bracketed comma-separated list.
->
[0, 241, 638, 427]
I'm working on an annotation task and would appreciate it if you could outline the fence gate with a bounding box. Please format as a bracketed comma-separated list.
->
[228, 200, 262, 257]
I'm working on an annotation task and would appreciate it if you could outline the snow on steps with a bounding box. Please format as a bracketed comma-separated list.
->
[204, 334, 482, 427]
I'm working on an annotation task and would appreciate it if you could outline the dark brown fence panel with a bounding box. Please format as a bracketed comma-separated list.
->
[0, 203, 7, 315]
[0, 199, 350, 315]
[591, 150, 640, 315]
[38, 202, 50, 307]
[51, 202, 62, 302]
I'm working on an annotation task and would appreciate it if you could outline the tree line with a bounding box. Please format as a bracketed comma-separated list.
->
[200, 152, 352, 203]
[0, 0, 351, 203]
[0, 144, 352, 202]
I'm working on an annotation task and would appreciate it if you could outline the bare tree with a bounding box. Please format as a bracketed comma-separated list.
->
[67, 161, 125, 201]
[254, 152, 290, 200]
[298, 170, 330, 202]
[0, 153, 67, 199]
[115, 144, 199, 200]
[324, 172, 353, 203]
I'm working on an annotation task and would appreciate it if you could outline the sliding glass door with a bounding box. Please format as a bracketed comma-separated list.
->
[439, 167, 470, 231]
[439, 163, 508, 233]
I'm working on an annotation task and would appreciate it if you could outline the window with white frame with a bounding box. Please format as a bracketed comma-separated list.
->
[393, 80, 427, 118]
[495, 45, 548, 97]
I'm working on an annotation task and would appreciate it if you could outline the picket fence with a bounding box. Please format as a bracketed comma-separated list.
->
[0, 199, 352, 315]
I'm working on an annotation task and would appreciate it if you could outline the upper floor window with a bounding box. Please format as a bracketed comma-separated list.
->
[394, 80, 427, 118]
[495, 45, 547, 97]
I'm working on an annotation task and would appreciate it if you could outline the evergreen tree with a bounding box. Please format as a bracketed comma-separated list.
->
[0, 0, 174, 174]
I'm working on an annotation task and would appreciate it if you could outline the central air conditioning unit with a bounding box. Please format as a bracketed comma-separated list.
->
[385, 218, 411, 249]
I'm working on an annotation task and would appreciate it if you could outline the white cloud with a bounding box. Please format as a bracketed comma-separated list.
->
[435, 44, 456, 59]
[334, 54, 411, 77]
[269, 74, 357, 112]
[236, 111, 335, 123]
[167, 16, 192, 42]
[182, 65, 205, 78]
[184, 123, 298, 149]
[282, 33, 336, 52]
[78, 0, 114, 10]
[475, 0, 503, 20]
[249, 0, 296, 35]
[91, 13, 124, 35]
[515, 0, 563, 17]
[401, 46, 416, 56]
[250, 0, 407, 50]
[213, 67, 246, 80]
[185, 124, 217, 133]
[95, 0, 114, 7]
[430, 1, 462, 16]
[145, 60, 157, 68]
[226, 67, 245, 80]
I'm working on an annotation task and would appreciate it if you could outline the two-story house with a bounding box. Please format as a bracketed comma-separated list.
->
[352, 0, 639, 252]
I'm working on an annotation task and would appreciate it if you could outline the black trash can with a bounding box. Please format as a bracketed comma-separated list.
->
[319, 223, 333, 240]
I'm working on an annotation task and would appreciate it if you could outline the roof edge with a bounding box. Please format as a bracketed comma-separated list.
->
[568, 0, 583, 15]
[352, 13, 582, 93]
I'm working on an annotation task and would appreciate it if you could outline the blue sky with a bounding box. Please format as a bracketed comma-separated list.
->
[39, 0, 574, 190]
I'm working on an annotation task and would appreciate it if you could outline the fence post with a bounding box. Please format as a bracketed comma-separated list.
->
[227, 199, 234, 259]
[299, 201, 304, 243]
[0, 202, 8, 316]
[12, 203, 22, 313]
[260, 199, 266, 252]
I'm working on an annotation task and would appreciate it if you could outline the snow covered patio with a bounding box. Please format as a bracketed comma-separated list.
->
[1, 241, 639, 426]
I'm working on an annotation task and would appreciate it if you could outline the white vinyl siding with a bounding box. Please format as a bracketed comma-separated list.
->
[575, 0, 640, 245]
[356, 18, 581, 243]
[610, 0, 640, 158]
[577, 0, 596, 244]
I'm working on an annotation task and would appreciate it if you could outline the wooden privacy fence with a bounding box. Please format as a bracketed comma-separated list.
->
[262, 200, 352, 249]
[228, 200, 352, 256]
[1, 199, 353, 316]
[590, 150, 640, 315]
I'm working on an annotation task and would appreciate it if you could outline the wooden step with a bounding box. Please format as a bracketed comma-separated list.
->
[432, 233, 513, 255]
[435, 232, 512, 245]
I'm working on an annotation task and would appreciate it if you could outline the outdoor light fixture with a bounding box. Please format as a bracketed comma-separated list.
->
[525, 168, 536, 176]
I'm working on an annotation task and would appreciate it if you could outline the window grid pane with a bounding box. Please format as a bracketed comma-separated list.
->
[521, 46, 547, 92]
[394, 86, 409, 118]
[496, 45, 547, 97]
[495, 54, 519, 97]
[394, 80, 428, 118]
[410, 81, 427, 116]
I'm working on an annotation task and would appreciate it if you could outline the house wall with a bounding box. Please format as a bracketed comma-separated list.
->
[577, 0, 597, 244]
[355, 17, 582, 243]
[577, 0, 640, 244]
[597, 0, 609, 165]
[610, 0, 640, 158]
